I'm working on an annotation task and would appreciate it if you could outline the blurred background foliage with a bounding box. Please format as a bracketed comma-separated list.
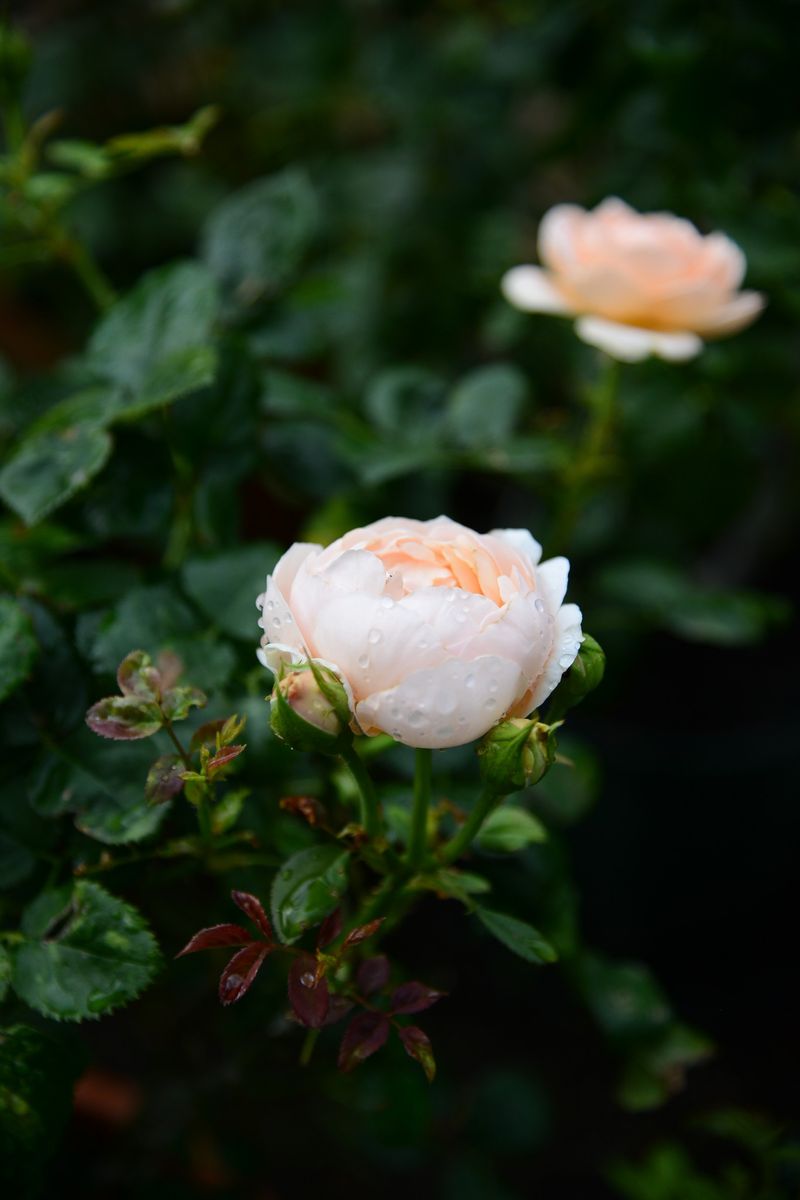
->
[0, 1, 798, 1197]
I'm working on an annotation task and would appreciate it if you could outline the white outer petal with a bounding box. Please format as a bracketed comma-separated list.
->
[257, 572, 307, 657]
[521, 602, 584, 715]
[490, 527, 543, 568]
[501, 266, 573, 314]
[536, 556, 570, 610]
[575, 316, 703, 362]
[356, 654, 524, 750]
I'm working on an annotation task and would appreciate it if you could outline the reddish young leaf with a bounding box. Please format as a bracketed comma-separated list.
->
[117, 650, 161, 700]
[356, 955, 390, 996]
[155, 649, 183, 690]
[231, 890, 273, 940]
[279, 794, 326, 827]
[288, 954, 330, 1028]
[190, 718, 227, 751]
[322, 995, 354, 1027]
[86, 696, 163, 740]
[338, 1011, 390, 1072]
[207, 744, 245, 773]
[389, 981, 446, 1015]
[145, 754, 184, 804]
[398, 1025, 436, 1083]
[342, 918, 384, 948]
[175, 924, 254, 957]
[218, 943, 270, 1006]
[316, 908, 343, 949]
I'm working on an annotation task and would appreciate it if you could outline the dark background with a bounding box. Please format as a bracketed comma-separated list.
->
[2, 2, 799, 1197]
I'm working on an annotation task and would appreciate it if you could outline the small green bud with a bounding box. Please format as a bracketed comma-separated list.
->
[547, 633, 605, 721]
[270, 662, 351, 754]
[477, 717, 559, 795]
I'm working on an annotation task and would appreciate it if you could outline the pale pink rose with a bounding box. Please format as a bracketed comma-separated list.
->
[501, 197, 764, 362]
[256, 516, 582, 750]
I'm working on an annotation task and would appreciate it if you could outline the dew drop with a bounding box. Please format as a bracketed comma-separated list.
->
[465, 673, 476, 688]
[300, 972, 316, 988]
[484, 697, 497, 710]
[266, 599, 275, 611]
[272, 616, 282, 629]
[408, 710, 427, 729]
[368, 628, 382, 645]
[534, 598, 545, 614]
[357, 653, 370, 669]
[381, 597, 394, 609]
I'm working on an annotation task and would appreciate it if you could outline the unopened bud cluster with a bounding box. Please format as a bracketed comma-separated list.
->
[270, 661, 351, 754]
[478, 716, 559, 795]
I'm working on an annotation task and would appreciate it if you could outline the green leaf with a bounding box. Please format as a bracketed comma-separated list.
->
[598, 561, 788, 646]
[447, 363, 528, 447]
[410, 867, 492, 906]
[77, 584, 236, 692]
[618, 1024, 714, 1112]
[0, 423, 112, 525]
[31, 729, 170, 844]
[88, 261, 218, 413]
[363, 366, 446, 437]
[577, 954, 673, 1042]
[0, 1023, 86, 1192]
[202, 169, 320, 307]
[270, 844, 349, 943]
[11, 880, 161, 1021]
[475, 907, 558, 965]
[0, 595, 38, 701]
[182, 541, 281, 641]
[475, 805, 548, 853]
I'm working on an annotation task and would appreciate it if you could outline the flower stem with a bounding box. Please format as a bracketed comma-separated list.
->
[341, 743, 380, 840]
[552, 354, 620, 548]
[299, 1028, 320, 1066]
[438, 788, 501, 866]
[406, 748, 432, 872]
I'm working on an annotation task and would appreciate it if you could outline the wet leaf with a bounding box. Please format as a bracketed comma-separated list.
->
[175, 924, 254, 957]
[337, 1011, 390, 1072]
[287, 954, 330, 1028]
[270, 845, 349, 943]
[218, 943, 269, 1006]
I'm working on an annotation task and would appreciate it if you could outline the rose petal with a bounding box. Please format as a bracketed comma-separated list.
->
[500, 266, 573, 314]
[575, 316, 703, 362]
[355, 654, 524, 749]
[519, 602, 584, 714]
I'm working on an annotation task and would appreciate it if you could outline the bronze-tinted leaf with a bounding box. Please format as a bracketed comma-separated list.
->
[337, 1011, 390, 1072]
[342, 918, 384, 948]
[389, 981, 445, 1015]
[176, 923, 254, 957]
[207, 744, 245, 773]
[218, 943, 269, 1005]
[145, 754, 184, 804]
[279, 794, 326, 827]
[231, 890, 273, 940]
[86, 696, 162, 740]
[316, 908, 342, 948]
[398, 1025, 436, 1083]
[116, 649, 161, 700]
[287, 954, 330, 1028]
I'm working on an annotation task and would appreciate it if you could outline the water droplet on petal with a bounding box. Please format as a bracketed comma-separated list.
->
[484, 697, 497, 710]
[368, 628, 382, 645]
[534, 598, 545, 614]
[272, 616, 282, 629]
[357, 653, 370, 669]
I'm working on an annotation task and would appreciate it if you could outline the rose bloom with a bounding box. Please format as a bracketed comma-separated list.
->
[501, 197, 764, 362]
[257, 516, 582, 750]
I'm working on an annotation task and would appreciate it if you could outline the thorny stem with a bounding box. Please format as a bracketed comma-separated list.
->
[406, 748, 432, 872]
[551, 354, 621, 548]
[340, 744, 381, 840]
[163, 718, 212, 845]
[438, 788, 502, 866]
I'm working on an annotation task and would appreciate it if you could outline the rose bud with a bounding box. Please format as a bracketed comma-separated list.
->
[270, 661, 351, 754]
[546, 633, 605, 722]
[478, 717, 559, 795]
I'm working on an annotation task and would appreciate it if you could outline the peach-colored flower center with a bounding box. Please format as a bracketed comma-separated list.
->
[361, 532, 529, 606]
